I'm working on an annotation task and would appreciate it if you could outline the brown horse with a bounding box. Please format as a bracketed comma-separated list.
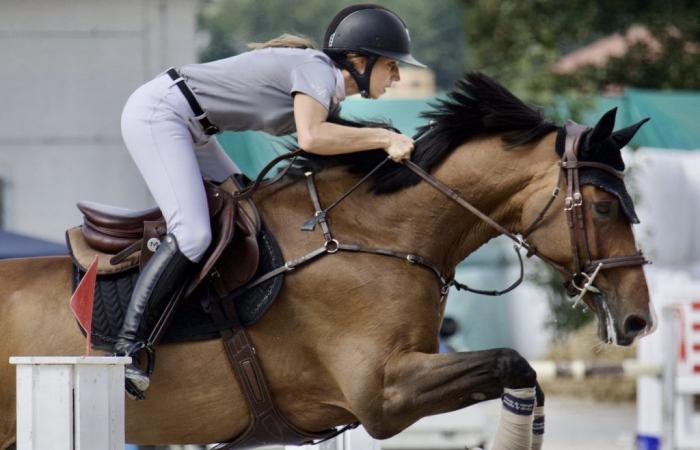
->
[0, 73, 652, 448]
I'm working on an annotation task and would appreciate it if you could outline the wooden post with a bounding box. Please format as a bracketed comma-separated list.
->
[10, 356, 131, 450]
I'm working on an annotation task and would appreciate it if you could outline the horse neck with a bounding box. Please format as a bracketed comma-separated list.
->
[318, 133, 558, 274]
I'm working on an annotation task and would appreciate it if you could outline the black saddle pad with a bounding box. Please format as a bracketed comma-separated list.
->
[72, 221, 285, 351]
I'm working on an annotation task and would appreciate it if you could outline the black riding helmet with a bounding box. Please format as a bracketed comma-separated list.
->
[323, 3, 426, 98]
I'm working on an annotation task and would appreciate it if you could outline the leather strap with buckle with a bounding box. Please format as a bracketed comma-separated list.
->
[166, 68, 220, 136]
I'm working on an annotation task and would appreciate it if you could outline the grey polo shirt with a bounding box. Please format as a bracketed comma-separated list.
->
[178, 48, 345, 136]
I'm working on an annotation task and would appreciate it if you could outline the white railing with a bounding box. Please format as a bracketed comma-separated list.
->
[10, 356, 131, 450]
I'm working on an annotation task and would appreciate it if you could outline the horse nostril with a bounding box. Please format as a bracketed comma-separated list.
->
[623, 314, 648, 336]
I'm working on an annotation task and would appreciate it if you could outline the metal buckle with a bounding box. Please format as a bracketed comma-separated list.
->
[514, 238, 526, 251]
[573, 192, 583, 207]
[203, 124, 220, 136]
[564, 197, 574, 211]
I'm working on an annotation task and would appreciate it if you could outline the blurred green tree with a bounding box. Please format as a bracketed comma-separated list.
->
[462, 0, 700, 118]
[198, 0, 467, 89]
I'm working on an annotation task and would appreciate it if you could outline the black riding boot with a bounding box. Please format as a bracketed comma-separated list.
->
[114, 234, 194, 393]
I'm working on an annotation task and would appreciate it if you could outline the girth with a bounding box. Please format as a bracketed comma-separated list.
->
[208, 298, 356, 449]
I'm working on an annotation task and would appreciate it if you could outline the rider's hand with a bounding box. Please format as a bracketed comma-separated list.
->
[383, 130, 414, 162]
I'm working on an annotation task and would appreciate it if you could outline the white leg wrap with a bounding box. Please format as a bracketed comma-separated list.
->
[530, 405, 545, 450]
[490, 387, 536, 450]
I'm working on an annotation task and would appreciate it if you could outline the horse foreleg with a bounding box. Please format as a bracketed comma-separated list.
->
[344, 348, 543, 444]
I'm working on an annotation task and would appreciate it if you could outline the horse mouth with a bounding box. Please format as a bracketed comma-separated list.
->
[590, 293, 632, 346]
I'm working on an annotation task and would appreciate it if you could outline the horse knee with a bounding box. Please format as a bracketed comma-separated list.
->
[363, 421, 401, 440]
[493, 348, 536, 388]
[359, 389, 413, 439]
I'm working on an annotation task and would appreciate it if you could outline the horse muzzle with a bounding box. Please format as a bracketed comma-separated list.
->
[590, 292, 653, 346]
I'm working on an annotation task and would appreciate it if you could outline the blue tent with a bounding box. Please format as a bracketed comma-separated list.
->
[0, 229, 67, 259]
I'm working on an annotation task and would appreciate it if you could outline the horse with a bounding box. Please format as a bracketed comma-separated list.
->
[0, 73, 653, 449]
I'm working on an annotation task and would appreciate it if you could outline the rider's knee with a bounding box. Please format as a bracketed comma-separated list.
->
[175, 225, 212, 263]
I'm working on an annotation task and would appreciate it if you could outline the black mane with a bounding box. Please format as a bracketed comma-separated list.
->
[293, 72, 558, 194]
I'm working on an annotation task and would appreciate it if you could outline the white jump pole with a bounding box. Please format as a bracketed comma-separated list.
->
[10, 356, 131, 450]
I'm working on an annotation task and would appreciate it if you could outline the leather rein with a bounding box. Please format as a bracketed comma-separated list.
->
[229, 122, 648, 306]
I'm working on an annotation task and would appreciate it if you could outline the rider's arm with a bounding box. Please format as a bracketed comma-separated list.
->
[293, 93, 413, 161]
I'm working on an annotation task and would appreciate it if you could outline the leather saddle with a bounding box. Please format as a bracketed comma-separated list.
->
[67, 177, 261, 297]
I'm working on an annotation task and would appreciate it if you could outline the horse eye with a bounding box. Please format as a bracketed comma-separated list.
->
[594, 202, 612, 215]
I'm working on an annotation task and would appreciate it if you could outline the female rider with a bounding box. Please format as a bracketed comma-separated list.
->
[115, 3, 426, 395]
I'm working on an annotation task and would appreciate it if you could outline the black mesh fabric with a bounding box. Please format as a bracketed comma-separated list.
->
[580, 169, 640, 224]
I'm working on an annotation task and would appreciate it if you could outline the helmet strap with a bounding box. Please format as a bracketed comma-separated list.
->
[337, 54, 379, 98]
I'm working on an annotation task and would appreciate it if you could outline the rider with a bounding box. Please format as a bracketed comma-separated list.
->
[115, 3, 426, 394]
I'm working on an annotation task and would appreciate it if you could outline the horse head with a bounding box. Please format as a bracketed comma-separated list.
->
[520, 107, 653, 345]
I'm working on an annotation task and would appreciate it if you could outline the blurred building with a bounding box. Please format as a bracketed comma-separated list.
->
[554, 25, 663, 74]
[0, 0, 198, 242]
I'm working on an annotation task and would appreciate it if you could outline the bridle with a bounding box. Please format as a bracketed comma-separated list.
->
[405, 120, 648, 305]
[525, 120, 648, 303]
[548, 121, 648, 302]
[227, 121, 649, 305]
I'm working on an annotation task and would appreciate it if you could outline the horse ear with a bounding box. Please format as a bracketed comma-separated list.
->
[588, 107, 618, 145]
[610, 117, 650, 149]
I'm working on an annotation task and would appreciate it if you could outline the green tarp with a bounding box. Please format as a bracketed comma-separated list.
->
[591, 89, 700, 151]
[220, 88, 700, 178]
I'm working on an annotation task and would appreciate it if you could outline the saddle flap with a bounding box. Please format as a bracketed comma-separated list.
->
[216, 222, 260, 293]
[186, 180, 262, 296]
[186, 189, 238, 296]
[219, 177, 261, 236]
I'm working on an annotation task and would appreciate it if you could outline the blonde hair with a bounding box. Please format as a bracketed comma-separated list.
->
[248, 33, 317, 50]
